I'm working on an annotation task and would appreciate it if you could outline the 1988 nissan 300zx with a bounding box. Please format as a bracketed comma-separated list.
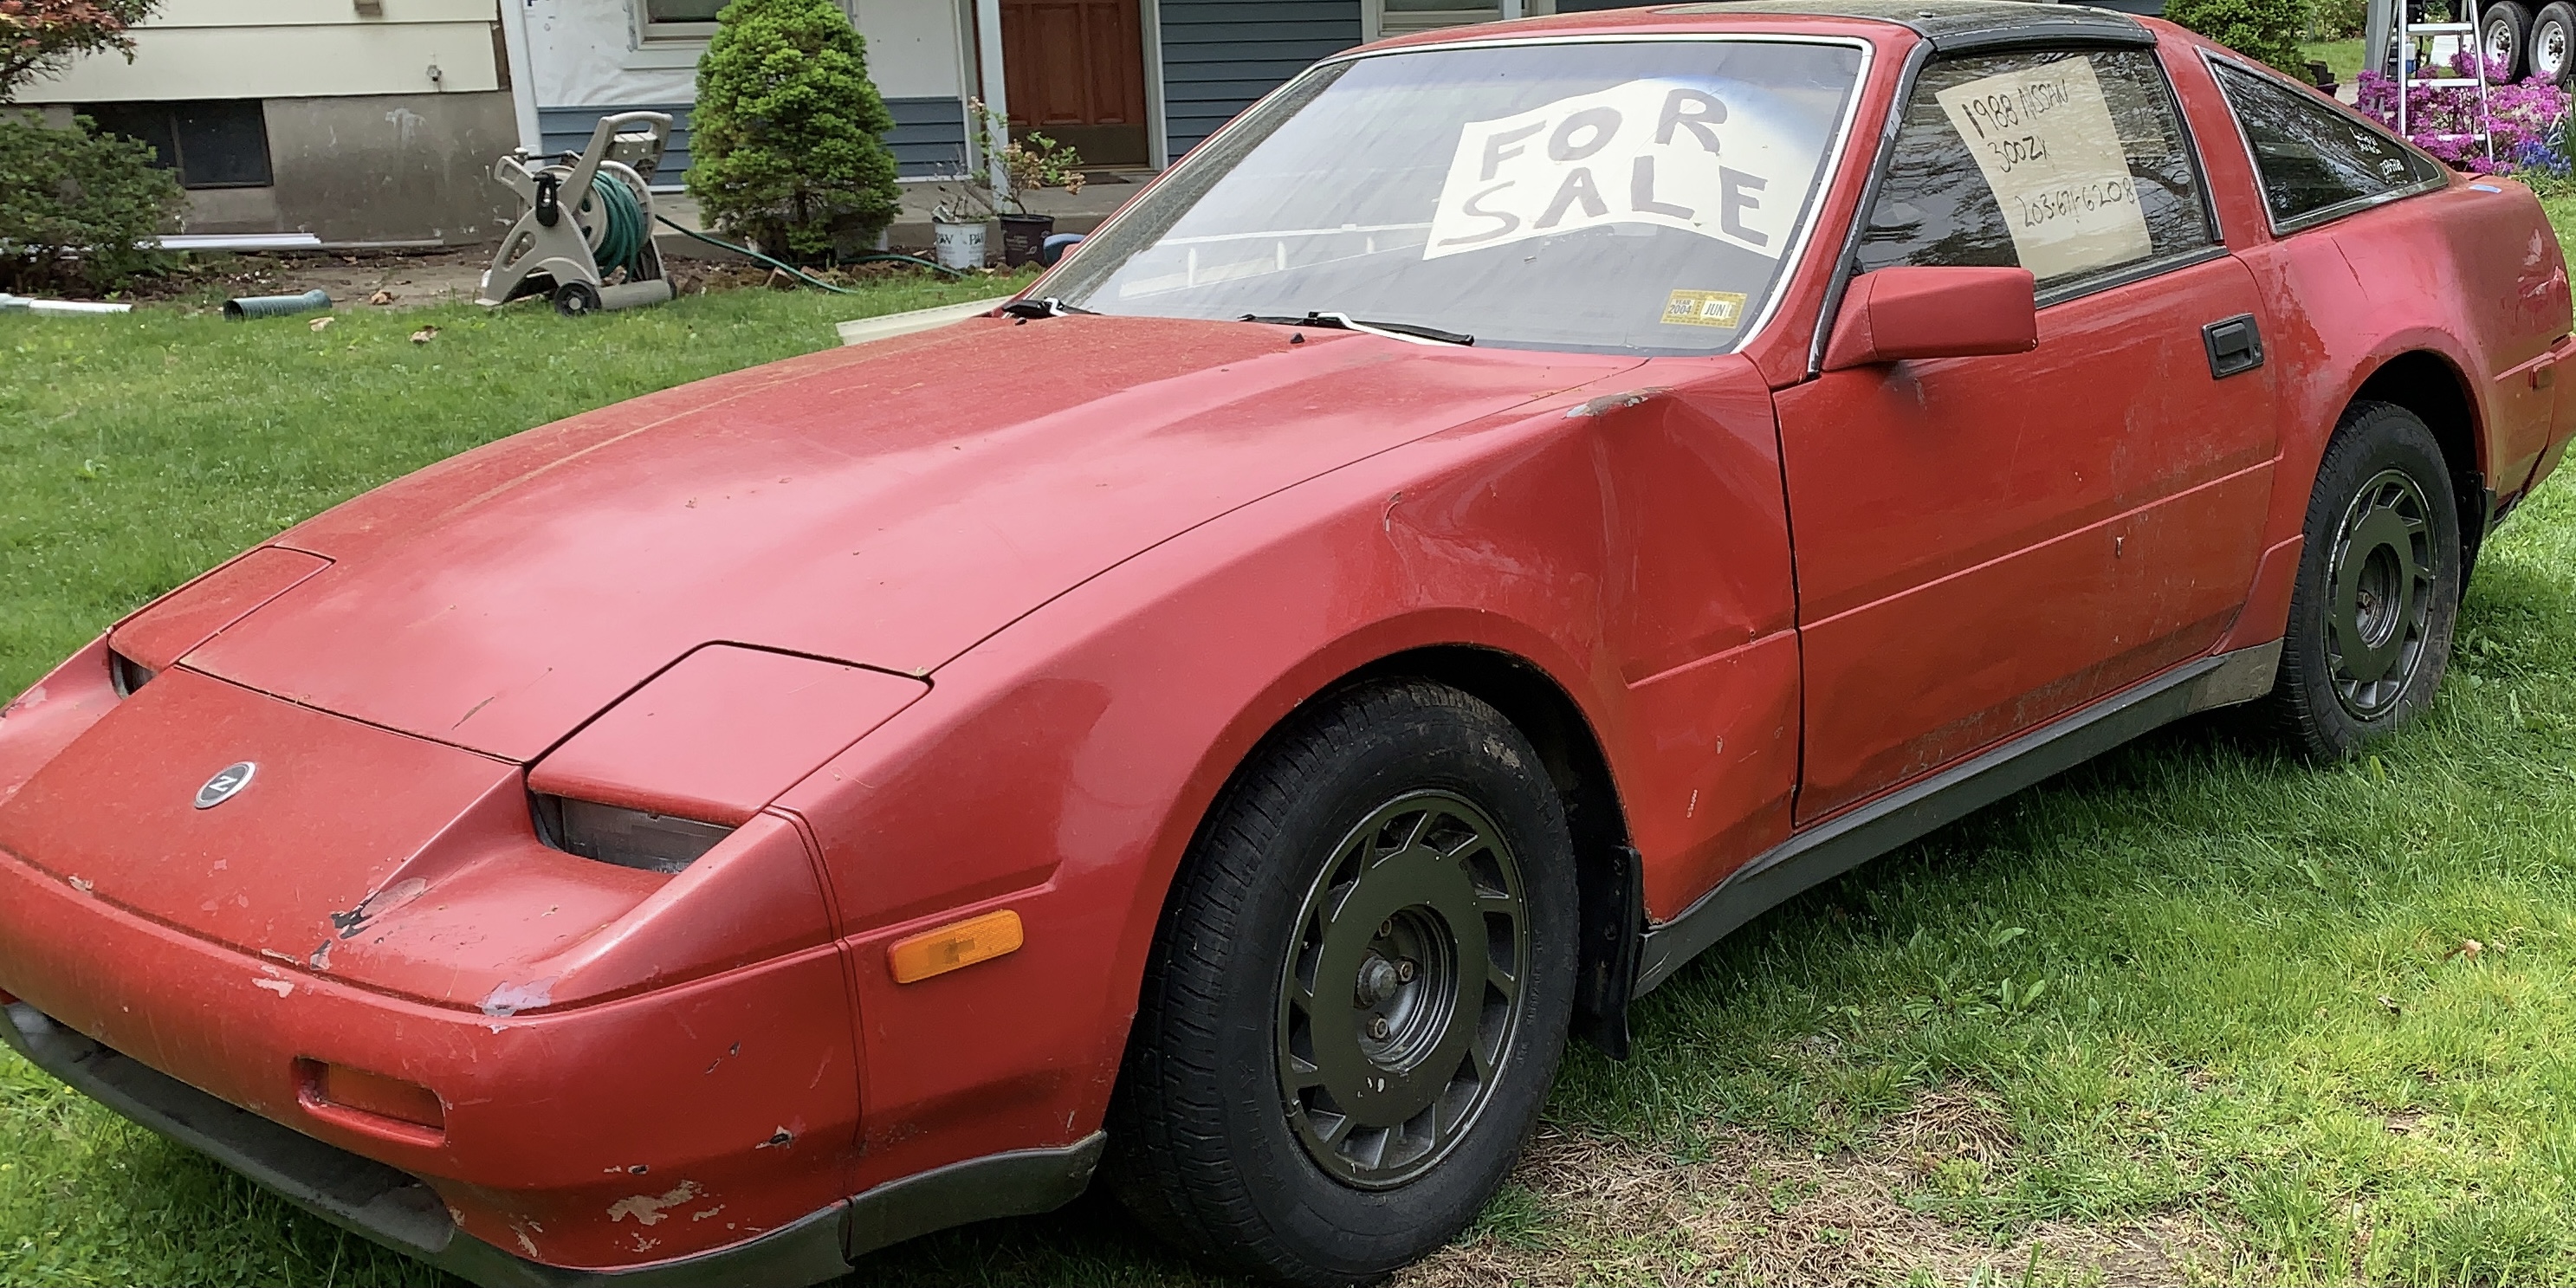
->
[3, 3, 2570, 1284]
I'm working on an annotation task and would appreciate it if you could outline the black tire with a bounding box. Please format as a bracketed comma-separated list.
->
[2486, 0, 2534, 81]
[2264, 401, 2463, 761]
[1107, 680, 1577, 1286]
[553, 280, 601, 317]
[2533, 0, 2576, 83]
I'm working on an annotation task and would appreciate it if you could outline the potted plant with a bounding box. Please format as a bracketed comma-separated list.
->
[933, 100, 1087, 269]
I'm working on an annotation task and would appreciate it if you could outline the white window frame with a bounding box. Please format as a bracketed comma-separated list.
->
[635, 0, 722, 45]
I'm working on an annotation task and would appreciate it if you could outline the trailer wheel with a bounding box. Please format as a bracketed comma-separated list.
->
[2485, 0, 2534, 80]
[2532, 1, 2576, 83]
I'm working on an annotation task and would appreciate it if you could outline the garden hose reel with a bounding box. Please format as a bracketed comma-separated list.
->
[478, 112, 677, 316]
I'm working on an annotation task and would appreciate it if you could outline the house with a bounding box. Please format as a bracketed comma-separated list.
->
[22, 0, 1634, 247]
[18, 0, 522, 246]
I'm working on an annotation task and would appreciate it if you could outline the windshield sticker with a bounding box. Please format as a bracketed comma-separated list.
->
[1424, 80, 1813, 261]
[1932, 59, 2152, 282]
[1661, 289, 1748, 327]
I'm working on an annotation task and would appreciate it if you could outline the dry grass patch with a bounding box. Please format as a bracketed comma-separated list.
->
[1403, 1084, 2231, 1287]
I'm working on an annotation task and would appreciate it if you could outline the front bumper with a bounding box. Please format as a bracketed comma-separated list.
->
[0, 1000, 1104, 1286]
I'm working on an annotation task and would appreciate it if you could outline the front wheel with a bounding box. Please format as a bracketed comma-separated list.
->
[1107, 680, 1576, 1286]
[2263, 400, 2463, 761]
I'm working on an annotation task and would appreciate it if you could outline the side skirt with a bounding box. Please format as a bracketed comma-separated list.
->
[1632, 640, 2282, 996]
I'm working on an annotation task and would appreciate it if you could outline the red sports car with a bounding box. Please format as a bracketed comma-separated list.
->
[2, 3, 2567, 1284]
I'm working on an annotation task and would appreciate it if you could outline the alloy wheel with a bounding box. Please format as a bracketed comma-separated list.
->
[1275, 790, 1529, 1190]
[2544, 24, 2569, 78]
[2326, 468, 2437, 721]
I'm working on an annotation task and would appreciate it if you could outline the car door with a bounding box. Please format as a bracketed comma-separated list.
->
[1774, 42, 2281, 822]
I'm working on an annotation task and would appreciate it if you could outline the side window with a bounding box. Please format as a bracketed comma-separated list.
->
[2209, 60, 2443, 230]
[1856, 48, 2216, 292]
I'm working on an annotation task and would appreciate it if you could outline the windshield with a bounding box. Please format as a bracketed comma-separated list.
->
[1044, 38, 1866, 354]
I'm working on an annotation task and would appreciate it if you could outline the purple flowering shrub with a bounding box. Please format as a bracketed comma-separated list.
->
[2356, 51, 2572, 175]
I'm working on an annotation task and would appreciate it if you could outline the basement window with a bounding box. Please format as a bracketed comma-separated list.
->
[79, 100, 273, 189]
[638, 0, 724, 42]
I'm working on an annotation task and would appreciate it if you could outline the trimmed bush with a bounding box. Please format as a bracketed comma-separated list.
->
[2167, 0, 2309, 74]
[686, 0, 902, 260]
[0, 113, 181, 294]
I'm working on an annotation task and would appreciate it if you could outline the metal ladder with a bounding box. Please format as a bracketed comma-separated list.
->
[2386, 0, 2497, 165]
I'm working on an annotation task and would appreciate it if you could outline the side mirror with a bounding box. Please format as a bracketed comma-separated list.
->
[1821, 266, 2037, 371]
[1039, 233, 1084, 268]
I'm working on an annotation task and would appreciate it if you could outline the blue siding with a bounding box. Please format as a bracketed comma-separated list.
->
[540, 104, 696, 184]
[540, 95, 966, 184]
[1160, 0, 1362, 158]
[884, 96, 970, 178]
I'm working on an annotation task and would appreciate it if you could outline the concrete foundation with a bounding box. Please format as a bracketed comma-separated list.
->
[262, 91, 521, 245]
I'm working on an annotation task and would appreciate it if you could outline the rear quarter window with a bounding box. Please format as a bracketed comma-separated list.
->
[2207, 58, 2444, 231]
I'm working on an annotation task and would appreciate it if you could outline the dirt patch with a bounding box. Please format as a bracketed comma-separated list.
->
[1397, 1084, 2231, 1287]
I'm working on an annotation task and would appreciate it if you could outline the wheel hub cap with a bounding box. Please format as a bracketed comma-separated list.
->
[2326, 468, 2436, 721]
[1276, 790, 1529, 1189]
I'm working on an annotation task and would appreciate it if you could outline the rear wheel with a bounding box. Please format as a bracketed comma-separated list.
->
[1108, 680, 1576, 1286]
[2532, 1, 2576, 83]
[2486, 0, 2534, 80]
[2263, 401, 2462, 760]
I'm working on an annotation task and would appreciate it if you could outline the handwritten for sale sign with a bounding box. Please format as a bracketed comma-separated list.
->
[1423, 80, 1812, 261]
[1932, 58, 2152, 281]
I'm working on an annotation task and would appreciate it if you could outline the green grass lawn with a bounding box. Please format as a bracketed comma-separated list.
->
[5, 254, 2576, 1286]
[2303, 38, 2366, 86]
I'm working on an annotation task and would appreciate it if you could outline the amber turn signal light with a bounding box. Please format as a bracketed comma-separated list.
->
[302, 1060, 444, 1132]
[888, 909, 1024, 984]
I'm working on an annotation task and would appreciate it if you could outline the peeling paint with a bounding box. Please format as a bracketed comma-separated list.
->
[252, 978, 293, 998]
[67, 877, 92, 895]
[692, 1205, 725, 1220]
[606, 1180, 702, 1226]
[0, 685, 43, 721]
[1563, 386, 1670, 418]
[755, 1128, 793, 1149]
[331, 877, 429, 940]
[478, 975, 556, 1018]
[308, 941, 333, 971]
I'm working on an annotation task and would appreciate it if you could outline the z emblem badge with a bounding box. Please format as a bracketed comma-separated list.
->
[195, 762, 256, 810]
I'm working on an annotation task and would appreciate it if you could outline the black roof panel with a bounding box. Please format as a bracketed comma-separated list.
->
[1654, 0, 2154, 51]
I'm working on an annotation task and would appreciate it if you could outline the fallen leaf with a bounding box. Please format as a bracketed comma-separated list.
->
[308, 315, 335, 332]
[2450, 938, 2485, 960]
[410, 326, 439, 344]
[368, 289, 397, 306]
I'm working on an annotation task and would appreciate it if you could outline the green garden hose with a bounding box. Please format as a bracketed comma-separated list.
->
[584, 176, 963, 291]
[586, 174, 652, 276]
[648, 214, 966, 288]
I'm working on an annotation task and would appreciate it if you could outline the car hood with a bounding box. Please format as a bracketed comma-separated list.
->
[187, 315, 1640, 761]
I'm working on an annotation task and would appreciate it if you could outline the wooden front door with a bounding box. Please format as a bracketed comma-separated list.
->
[999, 0, 1149, 166]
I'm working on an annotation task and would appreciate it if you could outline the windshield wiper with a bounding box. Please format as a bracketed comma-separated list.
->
[1240, 311, 1472, 346]
[1001, 297, 1097, 319]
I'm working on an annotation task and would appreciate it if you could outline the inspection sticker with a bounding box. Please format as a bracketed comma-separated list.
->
[1661, 289, 1749, 327]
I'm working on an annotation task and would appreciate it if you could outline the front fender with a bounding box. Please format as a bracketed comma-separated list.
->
[771, 354, 1803, 1194]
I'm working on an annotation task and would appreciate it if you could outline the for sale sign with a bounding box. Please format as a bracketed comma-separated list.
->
[1423, 80, 1813, 261]
[1932, 57, 2153, 282]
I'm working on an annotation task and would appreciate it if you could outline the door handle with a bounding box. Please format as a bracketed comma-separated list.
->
[2203, 314, 2264, 379]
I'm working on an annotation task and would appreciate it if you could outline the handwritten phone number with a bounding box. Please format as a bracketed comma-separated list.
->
[2015, 177, 2136, 228]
